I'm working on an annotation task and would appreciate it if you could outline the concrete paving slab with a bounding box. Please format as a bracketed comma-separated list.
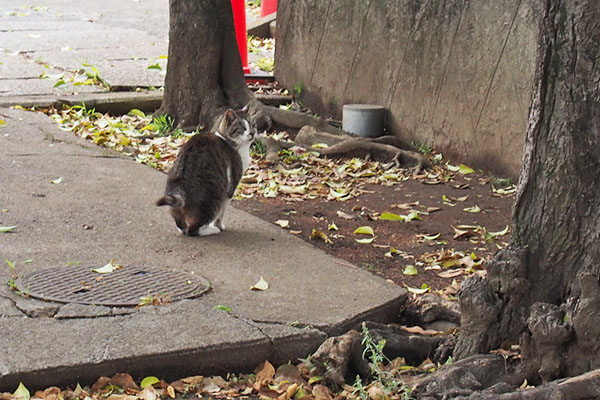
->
[0, 108, 407, 391]
[0, 298, 326, 391]
[29, 46, 169, 71]
[0, 77, 104, 97]
[0, 51, 53, 79]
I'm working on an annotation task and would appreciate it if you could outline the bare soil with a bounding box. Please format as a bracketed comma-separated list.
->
[234, 170, 514, 294]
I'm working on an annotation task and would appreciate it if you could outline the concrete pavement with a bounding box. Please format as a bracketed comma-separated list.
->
[0, 1, 407, 392]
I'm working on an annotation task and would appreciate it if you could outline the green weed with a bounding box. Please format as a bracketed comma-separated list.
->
[151, 114, 175, 136]
[351, 322, 414, 400]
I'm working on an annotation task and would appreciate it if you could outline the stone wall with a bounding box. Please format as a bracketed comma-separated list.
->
[275, 0, 541, 179]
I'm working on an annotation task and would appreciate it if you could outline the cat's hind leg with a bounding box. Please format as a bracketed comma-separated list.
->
[214, 198, 232, 231]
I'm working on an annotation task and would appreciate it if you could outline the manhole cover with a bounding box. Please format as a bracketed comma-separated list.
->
[15, 265, 210, 307]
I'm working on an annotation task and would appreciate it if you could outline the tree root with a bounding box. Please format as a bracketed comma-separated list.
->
[254, 112, 429, 171]
[412, 354, 522, 399]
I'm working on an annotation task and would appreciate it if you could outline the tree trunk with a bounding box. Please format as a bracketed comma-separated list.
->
[455, 0, 600, 384]
[157, 0, 268, 131]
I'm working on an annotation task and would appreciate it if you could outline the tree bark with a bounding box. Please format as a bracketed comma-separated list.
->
[455, 0, 600, 384]
[157, 0, 268, 131]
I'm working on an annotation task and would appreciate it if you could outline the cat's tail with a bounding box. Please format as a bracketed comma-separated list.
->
[156, 193, 184, 208]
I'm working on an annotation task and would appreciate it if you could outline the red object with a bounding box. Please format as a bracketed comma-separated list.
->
[259, 0, 277, 17]
[230, 0, 251, 74]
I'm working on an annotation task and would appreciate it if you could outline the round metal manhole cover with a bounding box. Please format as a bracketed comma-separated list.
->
[15, 265, 210, 307]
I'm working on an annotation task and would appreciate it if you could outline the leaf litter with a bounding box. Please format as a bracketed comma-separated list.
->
[33, 104, 514, 295]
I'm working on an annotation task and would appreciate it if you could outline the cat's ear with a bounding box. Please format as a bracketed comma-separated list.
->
[221, 109, 237, 130]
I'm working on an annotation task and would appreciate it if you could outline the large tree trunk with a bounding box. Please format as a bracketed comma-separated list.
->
[455, 0, 600, 384]
[157, 0, 268, 131]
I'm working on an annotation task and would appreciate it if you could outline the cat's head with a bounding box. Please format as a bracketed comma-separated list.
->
[218, 106, 255, 148]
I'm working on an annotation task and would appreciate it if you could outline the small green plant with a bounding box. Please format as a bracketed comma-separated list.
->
[247, 35, 259, 54]
[251, 139, 266, 158]
[280, 148, 302, 164]
[151, 114, 175, 136]
[491, 176, 513, 190]
[411, 141, 431, 155]
[71, 102, 101, 119]
[246, 0, 261, 8]
[256, 57, 274, 72]
[293, 82, 305, 97]
[79, 63, 110, 89]
[352, 322, 413, 400]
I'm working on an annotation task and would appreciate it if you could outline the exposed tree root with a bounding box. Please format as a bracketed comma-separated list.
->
[254, 111, 429, 171]
[412, 354, 522, 399]
[457, 369, 600, 400]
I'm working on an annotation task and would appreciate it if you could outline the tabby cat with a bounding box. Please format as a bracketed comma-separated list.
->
[156, 108, 255, 236]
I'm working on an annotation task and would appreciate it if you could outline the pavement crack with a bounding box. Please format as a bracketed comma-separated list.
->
[229, 314, 276, 347]
[0, 294, 27, 317]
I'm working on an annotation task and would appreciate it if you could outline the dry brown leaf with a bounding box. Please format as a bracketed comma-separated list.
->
[255, 360, 276, 386]
[437, 269, 464, 279]
[91, 376, 111, 392]
[335, 210, 355, 220]
[181, 375, 203, 385]
[312, 384, 333, 400]
[110, 373, 139, 391]
[367, 383, 384, 400]
[401, 325, 441, 336]
[169, 380, 185, 393]
[166, 385, 175, 399]
[139, 387, 157, 400]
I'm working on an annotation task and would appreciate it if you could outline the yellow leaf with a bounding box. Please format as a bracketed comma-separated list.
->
[354, 226, 374, 236]
[250, 276, 269, 291]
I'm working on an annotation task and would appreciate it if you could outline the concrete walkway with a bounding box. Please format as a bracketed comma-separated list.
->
[0, 1, 406, 392]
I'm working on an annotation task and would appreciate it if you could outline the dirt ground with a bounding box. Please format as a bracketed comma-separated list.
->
[234, 165, 514, 295]
[42, 102, 515, 297]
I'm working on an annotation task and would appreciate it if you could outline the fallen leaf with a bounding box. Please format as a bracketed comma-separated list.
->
[353, 226, 374, 236]
[50, 177, 63, 184]
[421, 233, 440, 240]
[213, 305, 232, 312]
[336, 210, 355, 220]
[328, 222, 338, 231]
[0, 226, 16, 233]
[313, 384, 333, 400]
[405, 283, 431, 295]
[139, 387, 157, 400]
[251, 276, 269, 291]
[379, 212, 404, 221]
[437, 269, 464, 279]
[110, 373, 138, 391]
[463, 205, 481, 213]
[255, 360, 276, 386]
[385, 247, 400, 258]
[459, 164, 475, 174]
[140, 377, 160, 389]
[181, 376, 203, 386]
[401, 326, 441, 336]
[310, 228, 333, 244]
[275, 220, 289, 228]
[403, 265, 418, 276]
[166, 385, 175, 399]
[92, 260, 119, 274]
[13, 382, 30, 400]
[355, 236, 375, 244]
[486, 225, 510, 239]
[0, 119, 6, 127]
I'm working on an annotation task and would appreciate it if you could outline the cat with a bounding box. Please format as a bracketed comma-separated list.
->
[156, 107, 255, 236]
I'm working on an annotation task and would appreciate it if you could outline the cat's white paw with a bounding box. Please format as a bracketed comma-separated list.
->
[215, 220, 225, 231]
[197, 225, 221, 236]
